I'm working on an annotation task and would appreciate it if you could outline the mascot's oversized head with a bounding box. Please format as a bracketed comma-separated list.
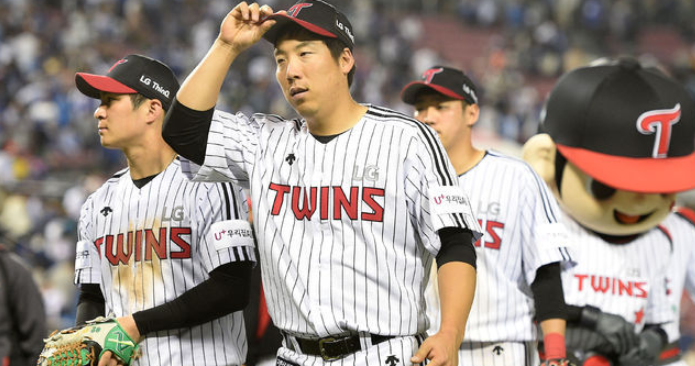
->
[523, 57, 695, 237]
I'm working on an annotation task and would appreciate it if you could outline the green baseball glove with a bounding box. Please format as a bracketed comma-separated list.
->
[37, 317, 139, 366]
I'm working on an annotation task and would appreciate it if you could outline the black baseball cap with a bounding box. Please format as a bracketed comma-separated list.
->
[401, 66, 479, 105]
[540, 57, 695, 193]
[262, 0, 355, 50]
[75, 54, 179, 110]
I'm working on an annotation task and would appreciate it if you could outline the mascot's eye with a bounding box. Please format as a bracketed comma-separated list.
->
[589, 178, 616, 200]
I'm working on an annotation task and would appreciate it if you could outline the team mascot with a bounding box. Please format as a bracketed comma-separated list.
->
[523, 57, 695, 366]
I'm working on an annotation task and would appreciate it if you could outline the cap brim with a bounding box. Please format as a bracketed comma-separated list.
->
[75, 72, 137, 99]
[558, 144, 695, 193]
[262, 13, 337, 45]
[400, 82, 464, 104]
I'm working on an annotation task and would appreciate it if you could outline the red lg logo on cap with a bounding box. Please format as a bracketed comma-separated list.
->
[636, 104, 681, 158]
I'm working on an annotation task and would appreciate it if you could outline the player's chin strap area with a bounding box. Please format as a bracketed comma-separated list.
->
[281, 331, 398, 361]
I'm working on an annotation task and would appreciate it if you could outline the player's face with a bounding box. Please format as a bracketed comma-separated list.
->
[94, 93, 147, 149]
[274, 38, 348, 117]
[559, 161, 675, 236]
[413, 94, 471, 152]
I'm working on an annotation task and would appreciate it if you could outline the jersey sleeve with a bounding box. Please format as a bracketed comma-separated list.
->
[520, 164, 574, 284]
[404, 126, 482, 257]
[74, 194, 101, 285]
[178, 109, 261, 188]
[194, 181, 256, 273]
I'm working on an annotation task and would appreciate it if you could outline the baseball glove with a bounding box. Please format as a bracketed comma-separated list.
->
[37, 317, 139, 366]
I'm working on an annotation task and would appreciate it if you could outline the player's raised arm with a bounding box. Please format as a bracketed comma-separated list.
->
[179, 2, 275, 110]
[162, 2, 275, 167]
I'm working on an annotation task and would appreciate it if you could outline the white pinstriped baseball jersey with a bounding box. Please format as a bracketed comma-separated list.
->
[74, 159, 254, 366]
[425, 151, 572, 343]
[561, 217, 673, 335]
[178, 104, 482, 339]
[654, 208, 695, 366]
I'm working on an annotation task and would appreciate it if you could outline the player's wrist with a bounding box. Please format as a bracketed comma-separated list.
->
[436, 325, 465, 346]
[212, 38, 244, 60]
[116, 315, 143, 343]
[543, 333, 566, 359]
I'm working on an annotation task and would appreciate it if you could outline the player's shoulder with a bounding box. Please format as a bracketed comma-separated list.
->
[365, 104, 426, 132]
[80, 167, 129, 211]
[365, 104, 448, 153]
[212, 109, 299, 130]
[170, 158, 235, 191]
[481, 150, 544, 181]
[95, 167, 129, 190]
[251, 112, 302, 131]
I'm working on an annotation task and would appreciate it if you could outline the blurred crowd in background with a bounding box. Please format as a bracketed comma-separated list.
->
[2, 0, 695, 360]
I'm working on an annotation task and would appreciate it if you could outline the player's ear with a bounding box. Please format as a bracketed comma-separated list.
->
[464, 103, 480, 127]
[522, 133, 557, 191]
[145, 99, 164, 124]
[338, 47, 354, 76]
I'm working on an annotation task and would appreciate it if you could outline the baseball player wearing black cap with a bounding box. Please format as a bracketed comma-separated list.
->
[73, 54, 254, 366]
[162, 1, 483, 365]
[523, 57, 695, 365]
[402, 66, 573, 366]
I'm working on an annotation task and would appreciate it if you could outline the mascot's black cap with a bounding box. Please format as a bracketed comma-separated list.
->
[540, 57, 695, 193]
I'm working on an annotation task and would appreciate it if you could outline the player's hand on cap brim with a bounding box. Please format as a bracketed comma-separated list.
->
[219, 2, 276, 52]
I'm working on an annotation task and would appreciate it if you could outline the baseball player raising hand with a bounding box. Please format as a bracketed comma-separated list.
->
[162, 1, 482, 365]
[73, 55, 254, 366]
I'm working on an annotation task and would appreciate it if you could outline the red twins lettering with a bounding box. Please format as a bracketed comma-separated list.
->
[574, 274, 647, 298]
[636, 104, 681, 158]
[269, 183, 385, 222]
[94, 227, 192, 265]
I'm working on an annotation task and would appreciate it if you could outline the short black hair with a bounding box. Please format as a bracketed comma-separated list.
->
[274, 23, 356, 87]
[129, 94, 147, 110]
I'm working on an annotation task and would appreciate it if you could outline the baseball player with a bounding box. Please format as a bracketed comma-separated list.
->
[162, 1, 483, 365]
[400, 66, 573, 366]
[522, 57, 695, 365]
[73, 54, 254, 366]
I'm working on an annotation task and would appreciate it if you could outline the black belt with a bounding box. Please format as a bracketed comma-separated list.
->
[284, 332, 395, 361]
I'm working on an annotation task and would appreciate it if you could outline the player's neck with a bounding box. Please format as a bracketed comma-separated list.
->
[305, 97, 367, 136]
[123, 138, 177, 179]
[449, 142, 485, 175]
